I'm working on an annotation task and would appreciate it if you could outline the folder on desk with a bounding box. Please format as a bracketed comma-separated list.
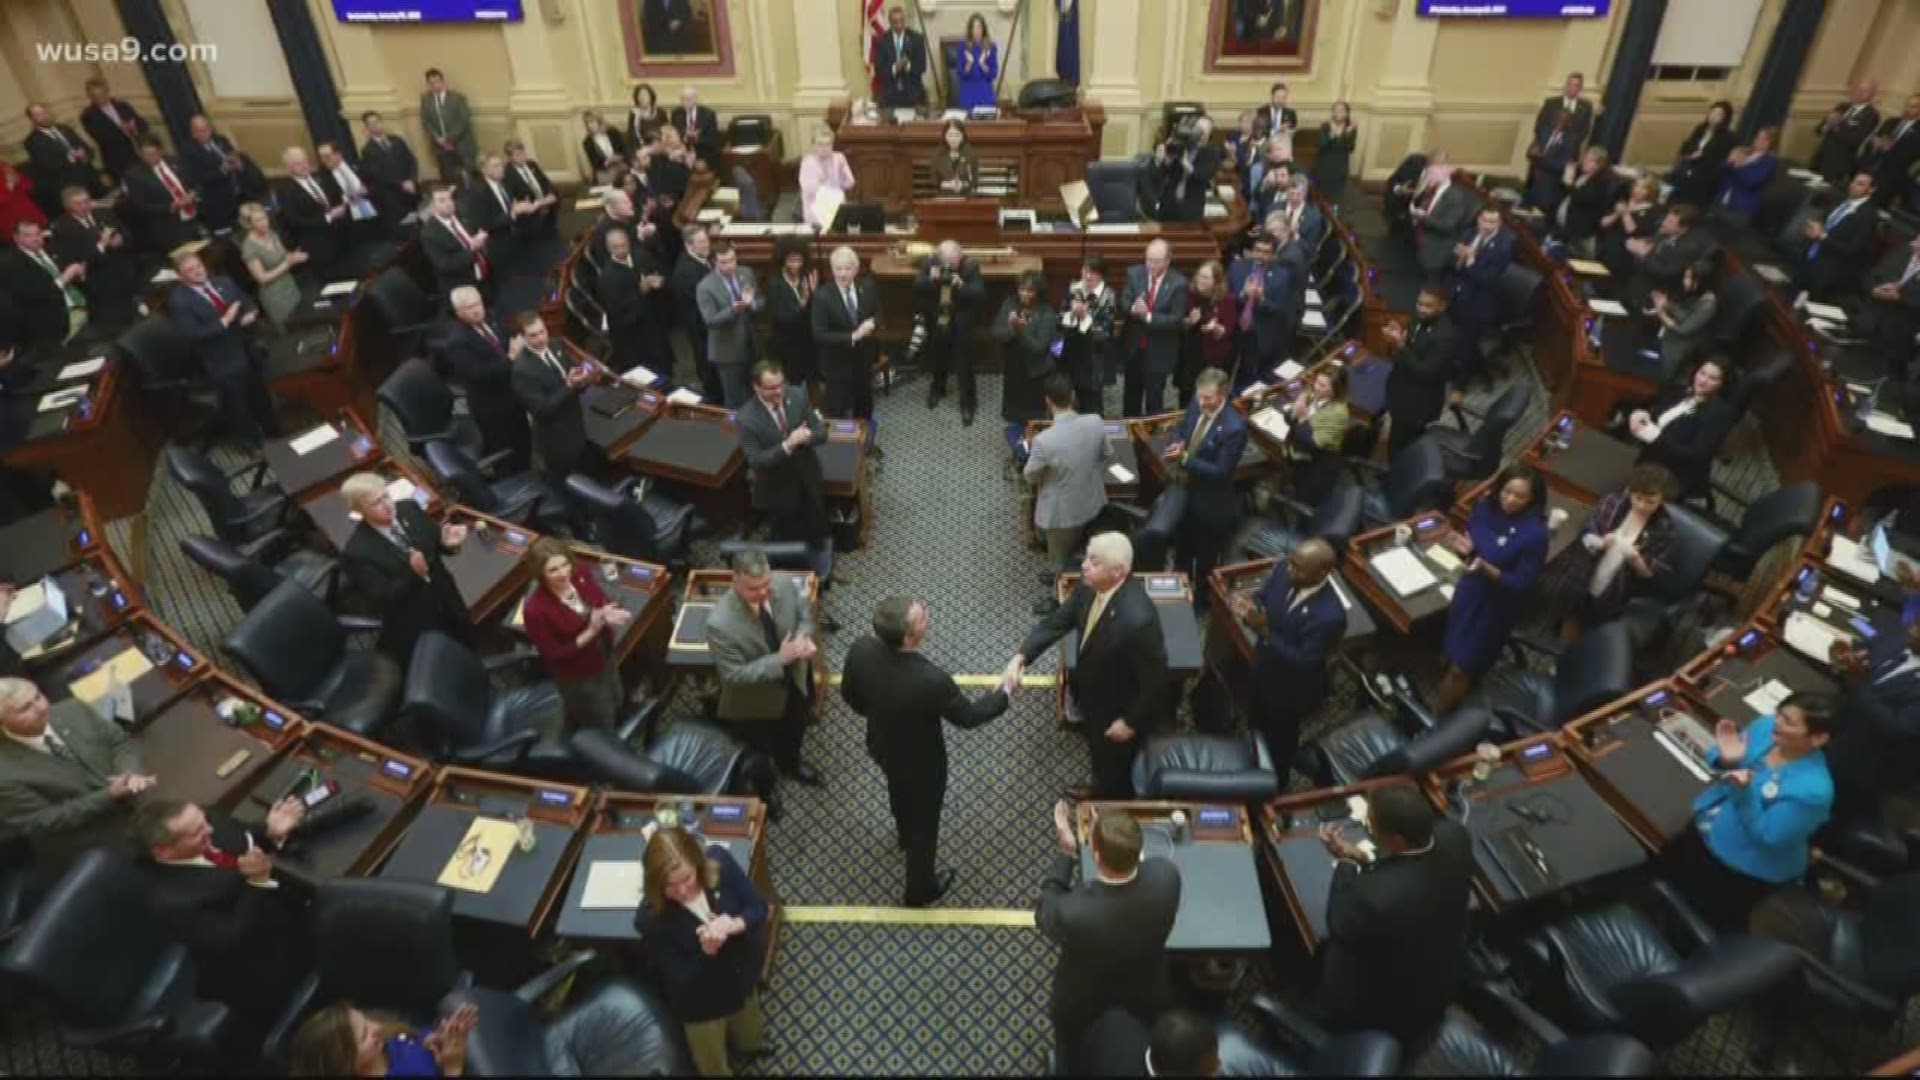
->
[581, 860, 645, 910]
[68, 647, 153, 703]
[1370, 547, 1437, 597]
[1587, 298, 1629, 317]
[57, 357, 106, 382]
[1566, 258, 1610, 277]
[1058, 181, 1096, 227]
[288, 424, 340, 456]
[1249, 407, 1290, 443]
[1781, 611, 1851, 662]
[811, 188, 845, 233]
[436, 817, 518, 894]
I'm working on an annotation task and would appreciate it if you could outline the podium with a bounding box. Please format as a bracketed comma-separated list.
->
[913, 198, 1001, 245]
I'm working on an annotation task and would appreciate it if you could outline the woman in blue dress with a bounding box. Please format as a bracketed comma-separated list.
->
[289, 1001, 478, 1076]
[955, 15, 998, 112]
[1431, 465, 1550, 714]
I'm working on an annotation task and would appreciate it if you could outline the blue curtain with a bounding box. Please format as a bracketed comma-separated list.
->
[113, 0, 205, 148]
[1742, 0, 1828, 140]
[1594, 0, 1666, 160]
[1056, 0, 1080, 86]
[265, 0, 355, 158]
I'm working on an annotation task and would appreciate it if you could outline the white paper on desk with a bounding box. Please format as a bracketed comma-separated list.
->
[1829, 534, 1881, 583]
[1303, 289, 1323, 307]
[1217, 185, 1237, 201]
[1301, 309, 1328, 331]
[1370, 546, 1438, 597]
[573, 195, 605, 212]
[667, 388, 703, 406]
[1754, 264, 1791, 285]
[1741, 678, 1795, 717]
[1239, 381, 1270, 400]
[711, 187, 741, 208]
[288, 424, 340, 456]
[1801, 299, 1848, 323]
[1087, 223, 1143, 235]
[1866, 412, 1917, 439]
[57, 357, 106, 381]
[150, 268, 179, 284]
[1203, 203, 1229, 219]
[728, 143, 765, 155]
[621, 365, 659, 387]
[695, 208, 728, 223]
[1425, 544, 1463, 572]
[89, 669, 134, 725]
[1250, 406, 1290, 442]
[320, 280, 358, 299]
[1787, 168, 1824, 182]
[37, 387, 85, 412]
[1821, 585, 1862, 610]
[1107, 463, 1136, 484]
[1566, 258, 1610, 277]
[1782, 611, 1852, 662]
[1588, 298, 1629, 316]
[580, 860, 645, 910]
[1652, 726, 1716, 784]
[1274, 360, 1306, 381]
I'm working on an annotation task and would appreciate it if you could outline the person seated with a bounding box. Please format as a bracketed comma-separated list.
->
[798, 126, 855, 229]
[1647, 259, 1718, 382]
[0, 160, 45, 242]
[1596, 175, 1664, 284]
[1553, 145, 1616, 253]
[1077, 1008, 1221, 1078]
[1713, 126, 1779, 222]
[931, 121, 978, 197]
[1624, 356, 1736, 500]
[1626, 203, 1716, 302]
[1284, 365, 1352, 503]
[123, 134, 206, 255]
[580, 110, 631, 186]
[1667, 100, 1737, 210]
[1315, 785, 1474, 1043]
[1798, 171, 1878, 301]
[1542, 464, 1677, 644]
[169, 251, 282, 448]
[1667, 692, 1837, 931]
[288, 1001, 478, 1078]
[0, 677, 154, 873]
[1429, 466, 1550, 716]
[1827, 618, 1920, 824]
[1859, 233, 1920, 376]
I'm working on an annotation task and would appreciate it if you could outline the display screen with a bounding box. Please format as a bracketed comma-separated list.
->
[331, 1, 522, 21]
[1418, 0, 1611, 15]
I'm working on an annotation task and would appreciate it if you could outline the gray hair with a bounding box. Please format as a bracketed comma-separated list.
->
[731, 548, 771, 579]
[341, 472, 387, 506]
[0, 678, 35, 716]
[1086, 531, 1134, 572]
[830, 245, 859, 271]
[872, 596, 916, 647]
[449, 285, 482, 308]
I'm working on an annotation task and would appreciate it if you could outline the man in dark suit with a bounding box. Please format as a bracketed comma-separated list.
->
[420, 69, 477, 182]
[0, 678, 154, 871]
[1800, 172, 1879, 301]
[123, 136, 206, 255]
[1523, 72, 1594, 211]
[842, 596, 1011, 907]
[1316, 785, 1474, 1042]
[1410, 164, 1471, 280]
[1829, 618, 1920, 822]
[421, 185, 492, 304]
[339, 471, 473, 663]
[315, 140, 383, 249]
[509, 311, 592, 496]
[740, 361, 836, 578]
[873, 6, 929, 110]
[169, 253, 280, 446]
[1154, 116, 1222, 224]
[1255, 82, 1298, 141]
[1121, 240, 1190, 418]
[1814, 80, 1883, 186]
[78, 79, 147, 185]
[1448, 207, 1516, 384]
[589, 190, 657, 269]
[641, 0, 696, 53]
[358, 111, 420, 227]
[669, 224, 723, 402]
[914, 240, 987, 422]
[1228, 234, 1297, 381]
[1628, 204, 1717, 304]
[0, 220, 87, 350]
[1861, 233, 1920, 375]
[671, 86, 723, 167]
[1077, 1009, 1220, 1078]
[811, 245, 882, 454]
[1165, 369, 1249, 608]
[1236, 539, 1346, 772]
[21, 103, 102, 217]
[464, 155, 523, 276]
[598, 227, 670, 377]
[1383, 286, 1460, 459]
[1860, 94, 1920, 207]
[130, 796, 307, 1048]
[436, 286, 531, 472]
[49, 187, 138, 334]
[503, 140, 561, 253]
[275, 147, 348, 278]
[179, 115, 266, 234]
[1038, 801, 1181, 1069]
[1009, 531, 1169, 797]
[1279, 175, 1327, 254]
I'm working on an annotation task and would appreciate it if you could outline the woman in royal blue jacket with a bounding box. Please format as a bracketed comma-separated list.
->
[1714, 126, 1780, 221]
[1429, 466, 1550, 716]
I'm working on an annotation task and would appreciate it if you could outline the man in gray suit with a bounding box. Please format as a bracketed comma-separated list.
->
[696, 241, 765, 408]
[1039, 799, 1180, 1072]
[708, 549, 823, 787]
[419, 68, 477, 182]
[1024, 376, 1111, 611]
[1410, 163, 1471, 280]
[0, 677, 155, 870]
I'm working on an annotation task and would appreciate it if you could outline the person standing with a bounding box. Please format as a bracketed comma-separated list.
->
[1522, 72, 1593, 211]
[1120, 240, 1189, 418]
[580, 111, 631, 185]
[599, 228, 670, 379]
[994, 270, 1058, 452]
[0, 220, 85, 350]
[419, 68, 477, 181]
[1037, 800, 1181, 1071]
[78, 79, 147, 185]
[954, 15, 999, 111]
[20, 103, 101, 218]
[504, 139, 561, 252]
[435, 286, 531, 473]
[1828, 618, 1920, 822]
[1666, 101, 1736, 210]
[1813, 79, 1881, 186]
[670, 224, 724, 402]
[524, 539, 632, 733]
[696, 241, 764, 409]
[48, 186, 139, 333]
[1006, 532, 1168, 798]
[421, 185, 491, 304]
[797, 127, 857, 231]
[932, 122, 979, 196]
[740, 362, 836, 585]
[1223, 241, 1288, 392]
[768, 238, 821, 402]
[1164, 368, 1249, 604]
[316, 140, 381, 248]
[510, 312, 593, 500]
[1060, 257, 1115, 415]
[1025, 377, 1110, 597]
[1429, 466, 1550, 716]
[874, 6, 929, 111]
[707, 549, 824, 787]
[812, 245, 881, 455]
[1449, 207, 1515, 386]
[671, 87, 723, 168]
[169, 252, 280, 447]
[0, 678, 154, 871]
[125, 136, 206, 256]
[1541, 464, 1676, 645]
[1411, 163, 1471, 280]
[1860, 94, 1920, 206]
[463, 155, 521, 278]
[842, 596, 1011, 907]
[1799, 171, 1879, 301]
[235, 202, 306, 333]
[275, 147, 347, 279]
[1381, 286, 1460, 459]
[338, 473, 473, 665]
[358, 111, 420, 228]
[179, 114, 268, 237]
[917, 239, 988, 424]
[1860, 234, 1920, 374]
[1235, 539, 1346, 771]
[1313, 101, 1358, 207]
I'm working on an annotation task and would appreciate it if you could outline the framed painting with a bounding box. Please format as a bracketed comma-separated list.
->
[1205, 0, 1318, 73]
[621, 0, 737, 78]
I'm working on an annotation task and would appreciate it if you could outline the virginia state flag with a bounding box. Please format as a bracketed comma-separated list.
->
[1055, 0, 1080, 85]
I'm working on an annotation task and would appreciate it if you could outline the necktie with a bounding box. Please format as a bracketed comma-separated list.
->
[519, 165, 538, 194]
[1899, 120, 1916, 142]
[202, 843, 239, 870]
[1426, 185, 1444, 213]
[83, 216, 97, 233]
[1848, 104, 1862, 121]
[337, 165, 361, 196]
[199, 284, 228, 315]
[46, 126, 71, 152]
[843, 286, 857, 319]
[448, 217, 487, 277]
[1812, 202, 1853, 260]
[33, 249, 82, 308]
[435, 92, 445, 128]
[1185, 410, 1215, 465]
[492, 181, 509, 215]
[479, 323, 500, 350]
[758, 603, 781, 653]
[768, 396, 787, 435]
[543, 349, 566, 378]
[376, 136, 388, 152]
[1901, 256, 1920, 285]
[302, 177, 324, 205]
[1240, 283, 1256, 332]
[44, 730, 103, 780]
[1083, 589, 1110, 641]
[725, 274, 742, 302]
[158, 164, 186, 200]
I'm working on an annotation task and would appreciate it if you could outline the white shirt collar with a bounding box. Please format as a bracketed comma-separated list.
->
[4, 729, 49, 753]
[1096, 866, 1139, 886]
[1289, 577, 1328, 608]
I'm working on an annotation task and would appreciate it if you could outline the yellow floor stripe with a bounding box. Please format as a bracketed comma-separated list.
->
[822, 673, 1056, 688]
[782, 905, 1037, 928]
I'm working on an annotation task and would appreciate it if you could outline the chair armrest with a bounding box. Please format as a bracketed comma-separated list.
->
[473, 448, 514, 476]
[1344, 456, 1390, 481]
[1272, 493, 1318, 526]
[611, 475, 641, 498]
[1709, 481, 1752, 518]
[1649, 878, 1718, 949]
[481, 645, 543, 675]
[1799, 949, 1902, 1015]
[1395, 692, 1441, 733]
[230, 491, 291, 527]
[1809, 849, 1881, 893]
[514, 949, 598, 1005]
[1463, 981, 1569, 1046]
[65, 1014, 169, 1049]
[449, 728, 539, 764]
[491, 487, 544, 523]
[1245, 992, 1329, 1052]
[261, 972, 322, 1063]
[225, 459, 271, 491]
[336, 615, 385, 634]
[1504, 632, 1564, 667]
[616, 695, 667, 745]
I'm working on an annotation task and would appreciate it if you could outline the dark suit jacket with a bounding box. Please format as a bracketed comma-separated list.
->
[461, 177, 517, 242]
[1815, 102, 1881, 184]
[581, 128, 631, 175]
[1252, 573, 1347, 713]
[669, 252, 714, 341]
[340, 500, 467, 661]
[1075, 1009, 1152, 1077]
[1121, 266, 1190, 376]
[1558, 171, 1617, 245]
[1021, 578, 1168, 732]
[1385, 316, 1459, 436]
[274, 172, 346, 268]
[1256, 104, 1299, 138]
[1319, 818, 1474, 1040]
[422, 214, 488, 297]
[1639, 228, 1717, 292]
[598, 256, 667, 365]
[1174, 401, 1248, 530]
[1637, 388, 1736, 497]
[80, 100, 147, 179]
[0, 699, 143, 868]
[633, 845, 769, 1022]
[178, 135, 261, 232]
[1668, 123, 1735, 206]
[641, 0, 696, 53]
[0, 248, 73, 350]
[510, 345, 588, 475]
[841, 635, 1009, 781]
[810, 276, 881, 383]
[670, 105, 722, 160]
[1157, 146, 1224, 223]
[432, 317, 522, 434]
[1806, 198, 1878, 296]
[1531, 96, 1594, 167]
[49, 211, 136, 324]
[123, 156, 204, 252]
[1036, 852, 1181, 1045]
[502, 160, 557, 232]
[912, 257, 986, 339]
[358, 135, 419, 221]
[1416, 183, 1473, 274]
[137, 815, 298, 1016]
[1226, 256, 1296, 358]
[1831, 636, 1920, 801]
[873, 29, 930, 108]
[1450, 227, 1515, 330]
[168, 275, 258, 377]
[738, 384, 826, 514]
[23, 125, 96, 210]
[1863, 116, 1920, 193]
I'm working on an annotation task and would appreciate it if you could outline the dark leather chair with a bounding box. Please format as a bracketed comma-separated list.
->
[0, 849, 233, 1062]
[220, 580, 400, 737]
[451, 967, 694, 1077]
[401, 631, 572, 771]
[713, 537, 814, 571]
[565, 718, 774, 799]
[1243, 993, 1404, 1076]
[1763, 866, 1920, 1048]
[1351, 436, 1455, 529]
[423, 438, 569, 533]
[1128, 485, 1189, 572]
[1620, 503, 1728, 661]
[1237, 481, 1365, 562]
[1421, 1008, 1657, 1077]
[1129, 731, 1279, 802]
[261, 879, 473, 1065]
[1452, 620, 1635, 737]
[378, 357, 493, 462]
[1726, 346, 1794, 425]
[1488, 263, 1544, 367]
[1431, 381, 1532, 485]
[565, 474, 696, 567]
[164, 446, 296, 557]
[1711, 273, 1766, 352]
[1519, 883, 1801, 1051]
[1300, 706, 1494, 788]
[180, 532, 337, 611]
[727, 114, 774, 149]
[1707, 480, 1823, 582]
[119, 314, 220, 444]
[361, 266, 437, 357]
[1086, 159, 1147, 223]
[0, 837, 35, 944]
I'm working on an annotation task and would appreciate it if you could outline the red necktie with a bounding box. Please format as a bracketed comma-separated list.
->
[202, 843, 238, 870]
[769, 397, 786, 435]
[158, 164, 186, 200]
[200, 285, 228, 315]
[1140, 275, 1161, 348]
[449, 218, 488, 279]
[480, 324, 500, 351]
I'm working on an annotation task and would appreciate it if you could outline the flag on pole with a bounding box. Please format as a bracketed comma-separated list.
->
[1056, 0, 1081, 86]
[861, 0, 887, 97]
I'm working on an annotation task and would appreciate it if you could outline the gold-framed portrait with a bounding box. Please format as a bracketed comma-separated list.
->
[1206, 0, 1318, 73]
[622, 0, 736, 77]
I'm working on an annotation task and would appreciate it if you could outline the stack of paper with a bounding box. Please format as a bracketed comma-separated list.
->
[1107, 463, 1136, 484]
[38, 387, 86, 413]
[581, 860, 646, 909]
[1566, 258, 1610, 277]
[1249, 407, 1290, 442]
[1588, 298, 1629, 316]
[1753, 264, 1790, 285]
[1425, 544, 1463, 572]
[1820, 585, 1861, 610]
[1087, 223, 1143, 235]
[1781, 611, 1851, 662]
[1866, 412, 1917, 440]
[1741, 678, 1796, 717]
[621, 365, 660, 387]
[1275, 360, 1306, 381]
[1303, 289, 1323, 307]
[57, 357, 106, 382]
[1802, 300, 1848, 323]
[288, 424, 340, 456]
[1238, 381, 1270, 399]
[667, 388, 703, 405]
[1301, 309, 1328, 331]
[68, 647, 152, 704]
[1370, 547, 1438, 597]
[320, 280, 358, 298]
[1828, 534, 1880, 583]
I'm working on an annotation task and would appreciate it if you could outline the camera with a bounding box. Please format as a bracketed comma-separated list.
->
[1162, 116, 1206, 156]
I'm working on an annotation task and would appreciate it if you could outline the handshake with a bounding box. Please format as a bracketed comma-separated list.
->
[999, 654, 1027, 696]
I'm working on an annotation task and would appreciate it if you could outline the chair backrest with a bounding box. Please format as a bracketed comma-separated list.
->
[311, 878, 464, 1016]
[423, 439, 498, 511]
[1135, 733, 1278, 802]
[1552, 620, 1635, 726]
[365, 266, 433, 331]
[1730, 346, 1794, 416]
[1711, 273, 1765, 347]
[1369, 707, 1494, 778]
[378, 358, 458, 446]
[1424, 1010, 1525, 1076]
[1306, 482, 1365, 555]
[115, 314, 199, 389]
[222, 580, 346, 701]
[1860, 871, 1920, 995]
[1384, 437, 1453, 519]
[0, 849, 172, 1027]
[1495, 263, 1543, 327]
[164, 446, 249, 543]
[565, 474, 657, 562]
[1644, 503, 1730, 603]
[1461, 382, 1532, 482]
[1532, 1034, 1658, 1078]
[402, 631, 495, 750]
[179, 533, 282, 610]
[1086, 160, 1144, 223]
[727, 114, 773, 148]
[1310, 1031, 1404, 1077]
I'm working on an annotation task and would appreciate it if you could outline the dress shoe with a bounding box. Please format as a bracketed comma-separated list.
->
[926, 389, 944, 410]
[784, 762, 824, 787]
[764, 792, 785, 822]
[816, 611, 841, 634]
[869, 444, 885, 462]
[905, 869, 956, 908]
[829, 568, 853, 586]
[1060, 784, 1092, 801]
[961, 408, 975, 427]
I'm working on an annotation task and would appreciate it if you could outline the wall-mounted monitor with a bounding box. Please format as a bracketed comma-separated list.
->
[1417, 0, 1613, 16]
[331, 1, 523, 22]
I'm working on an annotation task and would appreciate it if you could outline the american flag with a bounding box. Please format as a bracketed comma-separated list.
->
[860, 0, 887, 96]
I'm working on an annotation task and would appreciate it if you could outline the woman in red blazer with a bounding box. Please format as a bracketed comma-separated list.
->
[0, 162, 45, 241]
[523, 538, 632, 731]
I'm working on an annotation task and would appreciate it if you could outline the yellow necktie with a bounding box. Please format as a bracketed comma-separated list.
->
[1184, 411, 1215, 466]
[1083, 590, 1109, 640]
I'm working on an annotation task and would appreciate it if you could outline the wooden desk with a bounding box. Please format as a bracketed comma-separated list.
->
[0, 499, 100, 584]
[44, 615, 206, 726]
[620, 402, 747, 529]
[1261, 779, 1422, 954]
[1525, 412, 1642, 504]
[826, 98, 1105, 213]
[230, 722, 433, 883]
[141, 673, 304, 812]
[582, 381, 667, 457]
[1678, 624, 1841, 727]
[1757, 558, 1898, 672]
[2, 363, 158, 521]
[440, 508, 537, 624]
[261, 410, 383, 502]
[816, 418, 872, 548]
[1077, 801, 1269, 954]
[1343, 510, 1465, 634]
[1019, 416, 1137, 548]
[377, 767, 591, 936]
[15, 552, 142, 671]
[1562, 680, 1721, 851]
